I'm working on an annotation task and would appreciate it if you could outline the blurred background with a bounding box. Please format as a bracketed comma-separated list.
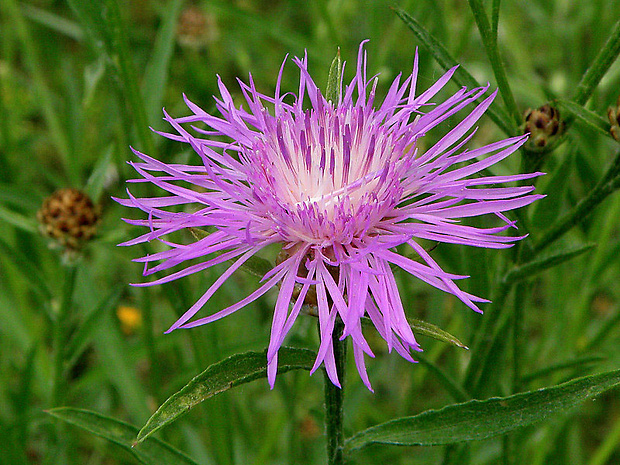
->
[1, 0, 620, 464]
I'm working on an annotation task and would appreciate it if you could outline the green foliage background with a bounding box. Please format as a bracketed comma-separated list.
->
[1, 0, 620, 464]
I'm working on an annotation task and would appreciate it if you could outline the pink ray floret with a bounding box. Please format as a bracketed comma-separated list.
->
[117, 41, 542, 391]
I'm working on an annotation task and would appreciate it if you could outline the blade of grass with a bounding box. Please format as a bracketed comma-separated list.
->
[21, 3, 83, 42]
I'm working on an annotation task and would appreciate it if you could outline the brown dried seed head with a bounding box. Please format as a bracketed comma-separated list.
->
[37, 188, 101, 250]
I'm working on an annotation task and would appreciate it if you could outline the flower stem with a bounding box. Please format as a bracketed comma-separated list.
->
[323, 319, 346, 465]
[51, 264, 78, 407]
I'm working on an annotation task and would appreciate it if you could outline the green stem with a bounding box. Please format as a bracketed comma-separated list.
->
[51, 264, 78, 407]
[323, 319, 346, 465]
[467, 0, 521, 127]
[572, 19, 620, 106]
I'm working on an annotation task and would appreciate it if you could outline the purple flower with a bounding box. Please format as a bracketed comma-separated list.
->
[117, 41, 542, 390]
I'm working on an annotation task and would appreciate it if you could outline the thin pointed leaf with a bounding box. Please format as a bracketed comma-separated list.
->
[346, 368, 620, 451]
[0, 235, 52, 302]
[521, 355, 606, 384]
[393, 6, 515, 136]
[21, 3, 83, 41]
[556, 98, 615, 140]
[135, 347, 316, 444]
[573, 19, 620, 106]
[143, 0, 183, 127]
[85, 144, 114, 201]
[504, 244, 596, 283]
[0, 204, 38, 234]
[505, 242, 596, 284]
[408, 318, 469, 349]
[47, 408, 199, 465]
[64, 285, 124, 369]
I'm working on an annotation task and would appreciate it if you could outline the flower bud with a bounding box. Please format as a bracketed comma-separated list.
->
[37, 188, 100, 251]
[608, 95, 620, 142]
[523, 104, 564, 148]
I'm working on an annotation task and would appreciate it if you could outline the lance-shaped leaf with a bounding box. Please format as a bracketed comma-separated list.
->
[47, 408, 199, 465]
[136, 347, 316, 444]
[345, 367, 620, 451]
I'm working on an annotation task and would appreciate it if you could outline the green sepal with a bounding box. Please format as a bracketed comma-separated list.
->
[325, 48, 342, 104]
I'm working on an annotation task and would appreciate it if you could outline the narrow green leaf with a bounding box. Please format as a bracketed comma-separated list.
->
[64, 286, 124, 369]
[85, 145, 114, 202]
[83, 56, 107, 108]
[393, 6, 515, 136]
[67, 0, 113, 53]
[188, 227, 273, 278]
[136, 347, 316, 444]
[93, 313, 152, 424]
[69, 0, 154, 154]
[325, 48, 342, 104]
[0, 204, 38, 234]
[556, 99, 615, 140]
[47, 408, 200, 465]
[2, 0, 74, 182]
[346, 368, 620, 451]
[21, 3, 84, 41]
[143, 0, 183, 127]
[521, 355, 606, 384]
[408, 318, 469, 349]
[0, 235, 52, 302]
[573, 19, 620, 106]
[505, 243, 596, 284]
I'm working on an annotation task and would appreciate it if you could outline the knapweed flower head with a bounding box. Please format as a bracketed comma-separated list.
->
[117, 41, 542, 390]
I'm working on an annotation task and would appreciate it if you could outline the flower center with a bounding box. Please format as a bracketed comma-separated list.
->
[248, 104, 407, 244]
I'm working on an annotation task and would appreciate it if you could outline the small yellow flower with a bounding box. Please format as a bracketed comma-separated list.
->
[116, 305, 143, 335]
